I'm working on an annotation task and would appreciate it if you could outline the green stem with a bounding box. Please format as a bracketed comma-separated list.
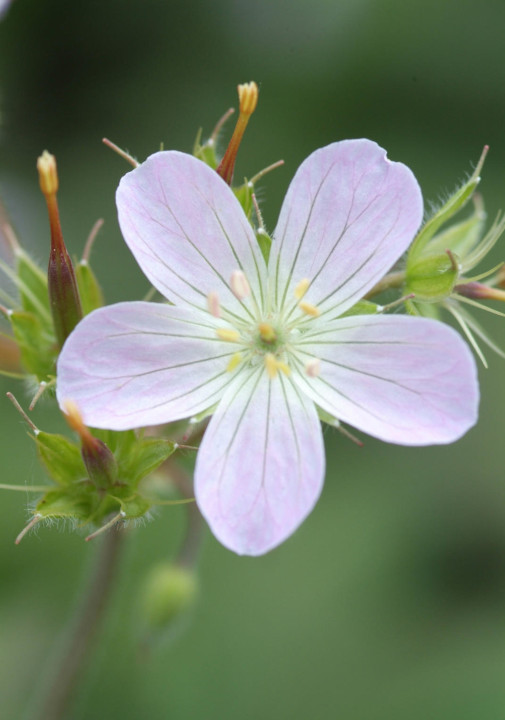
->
[31, 528, 124, 720]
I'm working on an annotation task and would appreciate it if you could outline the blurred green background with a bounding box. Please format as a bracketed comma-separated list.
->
[2, 0, 505, 718]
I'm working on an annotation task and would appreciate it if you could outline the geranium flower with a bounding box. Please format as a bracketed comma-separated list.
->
[56, 140, 479, 555]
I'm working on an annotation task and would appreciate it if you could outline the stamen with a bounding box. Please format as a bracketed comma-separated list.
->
[305, 358, 321, 377]
[276, 361, 291, 376]
[258, 322, 276, 342]
[230, 270, 251, 299]
[207, 291, 221, 318]
[299, 301, 320, 317]
[294, 278, 310, 299]
[227, 352, 243, 372]
[264, 353, 278, 379]
[216, 328, 241, 342]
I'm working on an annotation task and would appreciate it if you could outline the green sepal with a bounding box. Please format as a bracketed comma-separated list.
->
[92, 429, 176, 489]
[408, 150, 487, 264]
[340, 300, 381, 318]
[35, 488, 94, 520]
[256, 229, 272, 264]
[316, 405, 340, 427]
[9, 310, 56, 379]
[15, 248, 51, 325]
[411, 301, 441, 320]
[111, 492, 152, 519]
[234, 181, 253, 219]
[189, 403, 217, 425]
[422, 201, 486, 262]
[193, 130, 219, 170]
[75, 260, 104, 315]
[34, 430, 87, 486]
[121, 437, 176, 487]
[406, 252, 460, 302]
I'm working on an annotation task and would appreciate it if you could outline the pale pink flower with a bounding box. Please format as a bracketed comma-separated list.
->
[57, 140, 479, 555]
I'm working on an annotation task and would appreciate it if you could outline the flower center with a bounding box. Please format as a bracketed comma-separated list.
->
[210, 271, 322, 379]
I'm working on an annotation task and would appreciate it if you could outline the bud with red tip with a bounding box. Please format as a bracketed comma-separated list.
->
[63, 399, 118, 490]
[37, 151, 82, 347]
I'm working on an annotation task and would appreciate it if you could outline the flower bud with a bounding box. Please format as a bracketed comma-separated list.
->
[63, 400, 118, 489]
[405, 251, 460, 302]
[455, 281, 505, 302]
[37, 151, 82, 347]
[140, 563, 198, 633]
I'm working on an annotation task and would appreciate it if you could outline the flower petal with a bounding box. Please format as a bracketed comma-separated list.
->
[270, 139, 423, 318]
[195, 369, 325, 555]
[116, 151, 267, 319]
[56, 302, 234, 430]
[294, 314, 478, 445]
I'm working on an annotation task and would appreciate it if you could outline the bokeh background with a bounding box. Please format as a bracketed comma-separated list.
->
[2, 1, 505, 718]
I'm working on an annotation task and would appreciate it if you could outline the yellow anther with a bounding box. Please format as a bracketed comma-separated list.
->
[258, 322, 276, 342]
[216, 328, 241, 342]
[230, 270, 250, 300]
[305, 358, 321, 378]
[238, 81, 258, 116]
[226, 352, 243, 372]
[294, 278, 310, 300]
[207, 291, 221, 318]
[264, 353, 278, 379]
[276, 361, 291, 377]
[299, 301, 320, 317]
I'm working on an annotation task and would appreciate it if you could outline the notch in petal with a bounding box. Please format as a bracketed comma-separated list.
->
[270, 139, 423, 318]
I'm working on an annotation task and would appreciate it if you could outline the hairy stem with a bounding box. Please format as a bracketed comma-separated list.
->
[32, 528, 124, 720]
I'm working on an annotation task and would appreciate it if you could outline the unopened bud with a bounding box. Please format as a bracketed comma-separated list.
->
[140, 563, 198, 632]
[37, 151, 82, 346]
[63, 400, 118, 489]
[405, 251, 460, 302]
[455, 281, 505, 302]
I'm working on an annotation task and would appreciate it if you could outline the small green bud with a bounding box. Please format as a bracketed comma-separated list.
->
[140, 563, 198, 632]
[406, 251, 460, 302]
